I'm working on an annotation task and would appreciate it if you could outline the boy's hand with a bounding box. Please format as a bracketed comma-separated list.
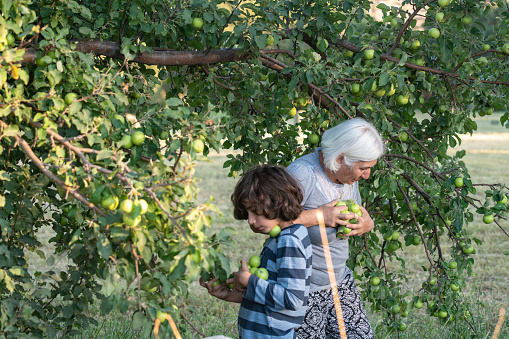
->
[233, 259, 251, 292]
[199, 277, 230, 301]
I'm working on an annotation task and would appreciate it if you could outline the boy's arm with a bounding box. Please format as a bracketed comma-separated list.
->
[243, 234, 310, 311]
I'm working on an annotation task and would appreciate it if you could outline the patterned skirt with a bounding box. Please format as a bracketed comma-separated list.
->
[296, 268, 374, 339]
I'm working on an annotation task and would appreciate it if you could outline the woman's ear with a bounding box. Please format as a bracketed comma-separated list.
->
[336, 154, 344, 167]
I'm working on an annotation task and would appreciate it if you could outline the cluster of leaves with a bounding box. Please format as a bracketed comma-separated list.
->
[0, 0, 508, 337]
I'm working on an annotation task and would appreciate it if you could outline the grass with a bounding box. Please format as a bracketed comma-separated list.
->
[30, 115, 509, 338]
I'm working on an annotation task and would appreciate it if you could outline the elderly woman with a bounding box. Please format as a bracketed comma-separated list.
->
[286, 117, 385, 339]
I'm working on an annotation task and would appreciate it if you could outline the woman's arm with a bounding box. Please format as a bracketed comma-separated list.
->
[281, 200, 352, 228]
[281, 202, 374, 236]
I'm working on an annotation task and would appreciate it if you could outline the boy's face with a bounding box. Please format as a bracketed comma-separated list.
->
[247, 211, 279, 235]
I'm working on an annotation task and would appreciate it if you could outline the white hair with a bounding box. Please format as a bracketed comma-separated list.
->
[321, 118, 385, 172]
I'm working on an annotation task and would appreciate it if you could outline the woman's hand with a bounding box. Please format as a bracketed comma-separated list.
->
[321, 200, 353, 227]
[341, 205, 374, 236]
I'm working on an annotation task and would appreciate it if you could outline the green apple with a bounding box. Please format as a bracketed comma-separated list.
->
[101, 195, 119, 210]
[482, 43, 491, 51]
[428, 28, 440, 39]
[317, 38, 328, 51]
[120, 199, 134, 213]
[429, 277, 437, 286]
[454, 177, 464, 188]
[308, 133, 320, 144]
[414, 300, 424, 309]
[450, 283, 459, 291]
[398, 322, 407, 331]
[363, 103, 374, 111]
[269, 225, 281, 237]
[36, 57, 48, 67]
[391, 231, 400, 241]
[135, 199, 148, 214]
[435, 12, 445, 22]
[486, 108, 493, 115]
[462, 244, 474, 254]
[503, 43, 509, 55]
[390, 242, 400, 252]
[192, 17, 204, 30]
[374, 88, 386, 97]
[345, 50, 354, 58]
[123, 213, 141, 227]
[409, 40, 421, 50]
[438, 0, 450, 8]
[121, 135, 133, 149]
[412, 235, 421, 245]
[192, 139, 205, 153]
[64, 93, 78, 105]
[396, 95, 409, 106]
[131, 131, 146, 146]
[387, 84, 396, 96]
[255, 267, 269, 280]
[295, 97, 308, 107]
[342, 227, 352, 234]
[448, 261, 457, 269]
[350, 83, 361, 95]
[399, 131, 408, 142]
[364, 49, 375, 60]
[483, 214, 494, 224]
[462, 16, 472, 25]
[391, 305, 401, 314]
[6, 33, 15, 45]
[498, 195, 508, 205]
[349, 203, 361, 214]
[156, 310, 168, 321]
[249, 255, 261, 268]
[438, 310, 448, 318]
[266, 35, 275, 46]
[286, 107, 297, 117]
[370, 277, 381, 286]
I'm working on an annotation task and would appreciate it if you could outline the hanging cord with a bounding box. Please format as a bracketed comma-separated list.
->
[317, 210, 348, 339]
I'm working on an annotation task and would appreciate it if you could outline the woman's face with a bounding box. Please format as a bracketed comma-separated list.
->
[332, 156, 377, 185]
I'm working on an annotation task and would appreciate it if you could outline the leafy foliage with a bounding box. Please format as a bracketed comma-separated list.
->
[0, 0, 508, 337]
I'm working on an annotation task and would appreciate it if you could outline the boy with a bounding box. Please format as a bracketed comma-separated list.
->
[200, 165, 313, 338]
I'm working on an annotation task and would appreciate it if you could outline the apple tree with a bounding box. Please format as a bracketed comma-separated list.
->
[1, 0, 509, 337]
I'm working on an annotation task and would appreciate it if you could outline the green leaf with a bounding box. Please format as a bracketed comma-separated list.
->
[132, 311, 146, 329]
[97, 233, 112, 259]
[379, 73, 389, 86]
[100, 294, 116, 315]
[96, 149, 113, 161]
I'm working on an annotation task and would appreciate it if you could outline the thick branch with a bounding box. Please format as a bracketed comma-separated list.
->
[0, 120, 105, 216]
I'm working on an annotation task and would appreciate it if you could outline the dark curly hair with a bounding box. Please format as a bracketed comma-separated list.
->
[231, 165, 303, 222]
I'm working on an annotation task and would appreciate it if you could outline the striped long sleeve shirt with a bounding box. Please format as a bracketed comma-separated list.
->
[237, 223, 313, 338]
